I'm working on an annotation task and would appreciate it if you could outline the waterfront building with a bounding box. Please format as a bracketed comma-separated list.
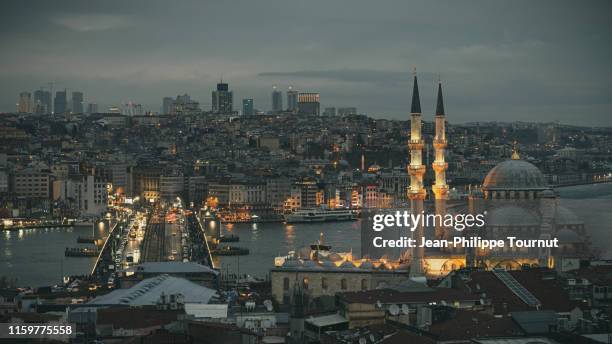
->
[12, 168, 50, 199]
[297, 93, 320, 116]
[286, 179, 319, 210]
[229, 181, 266, 206]
[54, 174, 109, 217]
[207, 180, 231, 207]
[265, 177, 292, 209]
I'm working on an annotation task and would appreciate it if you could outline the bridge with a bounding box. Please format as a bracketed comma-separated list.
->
[90, 213, 131, 279]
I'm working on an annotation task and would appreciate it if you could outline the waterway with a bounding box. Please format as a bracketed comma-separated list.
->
[1, 183, 611, 287]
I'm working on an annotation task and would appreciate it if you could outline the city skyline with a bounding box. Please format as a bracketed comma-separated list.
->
[0, 1, 611, 126]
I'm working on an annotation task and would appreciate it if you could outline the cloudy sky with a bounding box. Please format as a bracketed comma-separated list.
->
[1, 0, 610, 126]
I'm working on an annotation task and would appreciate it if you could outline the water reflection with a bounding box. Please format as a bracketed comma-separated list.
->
[0, 226, 96, 287]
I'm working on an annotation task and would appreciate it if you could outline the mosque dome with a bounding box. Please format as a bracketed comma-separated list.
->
[483, 159, 547, 191]
[487, 205, 540, 227]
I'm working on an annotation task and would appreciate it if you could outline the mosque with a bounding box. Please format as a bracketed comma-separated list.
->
[409, 70, 592, 277]
[270, 70, 592, 303]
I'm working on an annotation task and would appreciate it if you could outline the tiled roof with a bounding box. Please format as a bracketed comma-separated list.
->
[429, 310, 523, 341]
[466, 268, 582, 314]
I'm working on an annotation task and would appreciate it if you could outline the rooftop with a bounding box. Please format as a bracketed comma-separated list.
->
[87, 275, 217, 306]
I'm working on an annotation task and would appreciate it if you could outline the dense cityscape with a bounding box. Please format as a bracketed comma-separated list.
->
[2, 0, 612, 343]
[1, 75, 611, 343]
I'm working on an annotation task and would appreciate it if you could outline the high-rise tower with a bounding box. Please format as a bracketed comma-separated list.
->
[407, 69, 425, 278]
[54, 89, 67, 114]
[212, 81, 233, 114]
[432, 81, 449, 241]
[71, 91, 84, 114]
[17, 92, 32, 113]
[287, 86, 298, 113]
[272, 86, 283, 113]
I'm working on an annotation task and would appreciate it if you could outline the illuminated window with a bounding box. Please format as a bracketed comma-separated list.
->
[303, 277, 309, 289]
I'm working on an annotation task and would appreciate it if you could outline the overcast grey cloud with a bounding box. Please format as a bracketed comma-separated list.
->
[0, 0, 610, 125]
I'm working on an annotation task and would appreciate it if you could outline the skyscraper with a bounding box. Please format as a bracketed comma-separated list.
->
[71, 91, 84, 114]
[54, 89, 67, 114]
[17, 92, 31, 113]
[33, 90, 51, 114]
[271, 86, 283, 113]
[212, 82, 233, 114]
[162, 97, 174, 115]
[242, 98, 254, 116]
[297, 93, 320, 116]
[287, 86, 298, 113]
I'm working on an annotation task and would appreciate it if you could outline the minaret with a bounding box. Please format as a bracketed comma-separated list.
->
[408, 69, 426, 278]
[432, 81, 449, 242]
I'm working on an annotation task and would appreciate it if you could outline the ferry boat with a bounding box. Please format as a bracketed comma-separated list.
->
[284, 208, 356, 223]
